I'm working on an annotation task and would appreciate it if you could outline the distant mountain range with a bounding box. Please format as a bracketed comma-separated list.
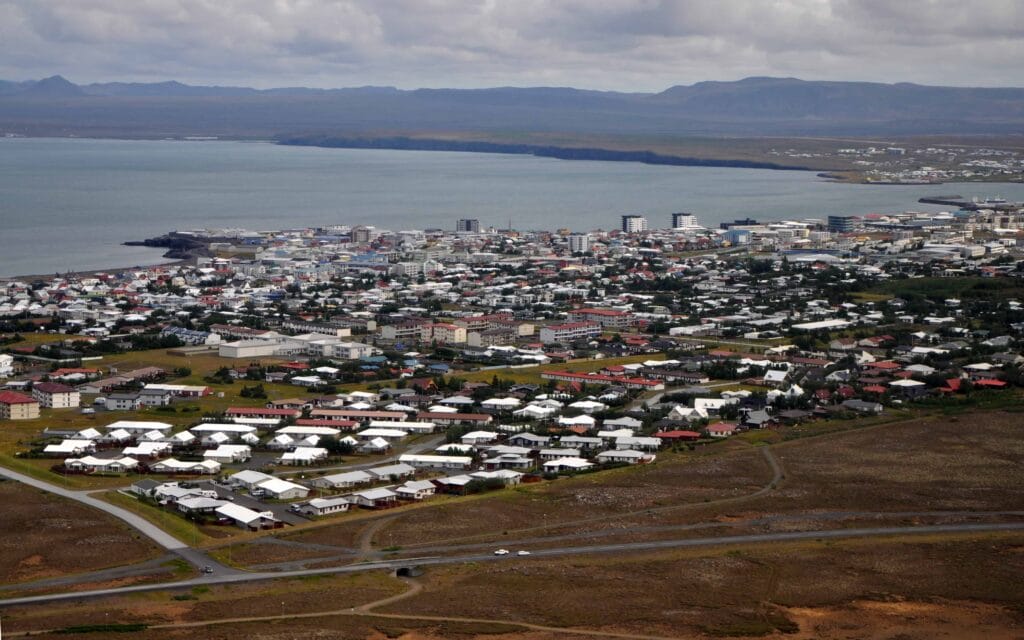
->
[1, 75, 1023, 139]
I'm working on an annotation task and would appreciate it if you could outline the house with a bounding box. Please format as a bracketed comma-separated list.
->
[595, 449, 654, 464]
[278, 447, 329, 465]
[367, 463, 416, 481]
[653, 430, 701, 442]
[256, 477, 309, 500]
[122, 441, 172, 458]
[150, 458, 221, 474]
[460, 430, 500, 446]
[303, 496, 352, 517]
[104, 420, 174, 433]
[0, 391, 40, 420]
[741, 409, 774, 429]
[228, 469, 275, 490]
[396, 479, 437, 500]
[176, 496, 227, 515]
[614, 436, 661, 451]
[508, 433, 550, 448]
[399, 454, 474, 470]
[310, 470, 373, 489]
[215, 503, 277, 530]
[32, 382, 80, 409]
[43, 439, 96, 457]
[203, 444, 251, 463]
[64, 455, 139, 473]
[705, 422, 738, 438]
[553, 435, 598, 449]
[352, 487, 399, 509]
[105, 393, 142, 411]
[484, 453, 534, 470]
[539, 448, 581, 461]
[138, 387, 173, 407]
[841, 399, 884, 414]
[130, 478, 162, 497]
[543, 457, 595, 473]
[414, 412, 494, 426]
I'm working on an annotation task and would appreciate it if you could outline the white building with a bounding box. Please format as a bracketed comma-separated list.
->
[621, 214, 648, 233]
[671, 212, 699, 229]
[567, 233, 590, 254]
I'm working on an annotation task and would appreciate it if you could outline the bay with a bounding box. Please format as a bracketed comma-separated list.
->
[2, 137, 1024, 277]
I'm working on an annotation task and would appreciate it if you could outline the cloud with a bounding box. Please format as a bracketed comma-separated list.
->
[0, 0, 1022, 89]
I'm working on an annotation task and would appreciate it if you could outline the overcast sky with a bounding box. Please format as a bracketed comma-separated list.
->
[2, 0, 1022, 90]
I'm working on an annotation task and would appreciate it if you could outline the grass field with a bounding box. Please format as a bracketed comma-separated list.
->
[0, 480, 161, 585]
[866, 275, 1024, 301]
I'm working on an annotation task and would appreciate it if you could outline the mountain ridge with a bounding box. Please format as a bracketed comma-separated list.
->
[1, 75, 1023, 137]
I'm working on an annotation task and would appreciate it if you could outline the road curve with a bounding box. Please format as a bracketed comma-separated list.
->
[2, 521, 1022, 608]
[0, 466, 185, 550]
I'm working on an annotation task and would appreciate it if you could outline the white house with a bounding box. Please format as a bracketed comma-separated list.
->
[395, 479, 437, 500]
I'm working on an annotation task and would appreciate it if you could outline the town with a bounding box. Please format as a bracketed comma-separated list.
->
[1, 203, 1023, 536]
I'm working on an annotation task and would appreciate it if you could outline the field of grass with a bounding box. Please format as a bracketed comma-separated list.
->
[867, 276, 1024, 301]
[457, 353, 667, 386]
[0, 480, 161, 585]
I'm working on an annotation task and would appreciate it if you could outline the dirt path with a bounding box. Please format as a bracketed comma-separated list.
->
[356, 577, 422, 612]
[358, 515, 398, 556]
[6, 605, 681, 640]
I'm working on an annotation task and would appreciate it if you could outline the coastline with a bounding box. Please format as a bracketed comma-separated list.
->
[1, 259, 189, 283]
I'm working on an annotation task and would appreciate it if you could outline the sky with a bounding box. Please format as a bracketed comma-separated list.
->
[1, 0, 1023, 91]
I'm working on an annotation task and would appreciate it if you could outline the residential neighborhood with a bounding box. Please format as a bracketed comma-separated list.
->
[2, 207, 1024, 543]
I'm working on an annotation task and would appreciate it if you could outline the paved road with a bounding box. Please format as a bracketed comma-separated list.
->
[3, 521, 1022, 607]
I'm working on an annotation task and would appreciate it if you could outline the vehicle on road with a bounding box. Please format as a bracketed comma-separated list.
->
[202, 566, 213, 574]
[517, 550, 531, 556]
[493, 549, 509, 555]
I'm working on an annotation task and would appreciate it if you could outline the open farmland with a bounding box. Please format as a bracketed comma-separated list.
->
[0, 479, 161, 585]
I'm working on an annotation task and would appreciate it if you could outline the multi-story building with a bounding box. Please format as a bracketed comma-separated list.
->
[621, 215, 648, 233]
[539, 321, 601, 344]
[567, 233, 590, 253]
[32, 382, 80, 409]
[428, 323, 468, 344]
[671, 212, 698, 229]
[456, 218, 481, 233]
[0, 391, 40, 420]
[827, 215, 858, 233]
[567, 308, 635, 330]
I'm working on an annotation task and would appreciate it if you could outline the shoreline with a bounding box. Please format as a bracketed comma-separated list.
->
[1, 259, 189, 283]
[6, 134, 1024, 186]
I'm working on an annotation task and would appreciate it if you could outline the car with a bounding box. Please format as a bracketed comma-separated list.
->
[493, 549, 510, 556]
[202, 566, 214, 574]
[517, 550, 531, 556]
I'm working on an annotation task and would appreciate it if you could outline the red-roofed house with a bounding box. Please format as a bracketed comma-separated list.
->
[705, 422, 738, 438]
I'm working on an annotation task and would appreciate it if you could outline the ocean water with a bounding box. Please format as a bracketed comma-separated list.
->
[2, 137, 1024, 277]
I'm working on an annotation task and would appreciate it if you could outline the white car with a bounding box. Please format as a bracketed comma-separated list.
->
[517, 550, 531, 556]
[493, 549, 510, 556]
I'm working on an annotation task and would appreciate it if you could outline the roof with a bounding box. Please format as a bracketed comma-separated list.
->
[0, 391, 36, 404]
[33, 382, 77, 394]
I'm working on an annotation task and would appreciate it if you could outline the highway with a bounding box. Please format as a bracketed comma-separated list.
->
[2, 521, 1022, 607]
